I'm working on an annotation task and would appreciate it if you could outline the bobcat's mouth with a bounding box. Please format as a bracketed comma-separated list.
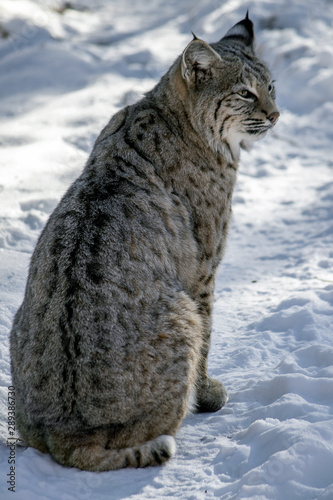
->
[244, 118, 277, 136]
[239, 120, 275, 151]
[245, 125, 275, 138]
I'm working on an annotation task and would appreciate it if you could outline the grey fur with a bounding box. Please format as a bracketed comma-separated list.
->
[10, 15, 279, 471]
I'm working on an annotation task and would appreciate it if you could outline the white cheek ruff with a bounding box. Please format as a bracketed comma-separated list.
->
[224, 128, 243, 161]
[206, 103, 276, 162]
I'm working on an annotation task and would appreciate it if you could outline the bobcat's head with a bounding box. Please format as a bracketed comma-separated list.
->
[180, 13, 279, 163]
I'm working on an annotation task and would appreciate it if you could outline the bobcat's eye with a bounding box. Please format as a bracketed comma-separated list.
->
[237, 89, 256, 100]
[268, 81, 276, 93]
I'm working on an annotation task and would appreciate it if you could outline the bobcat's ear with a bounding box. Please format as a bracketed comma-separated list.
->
[222, 11, 255, 49]
[181, 38, 221, 85]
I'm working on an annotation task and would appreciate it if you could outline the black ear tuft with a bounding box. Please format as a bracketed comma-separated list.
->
[222, 13, 254, 47]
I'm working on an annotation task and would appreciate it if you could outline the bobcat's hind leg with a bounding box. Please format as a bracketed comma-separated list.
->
[43, 290, 203, 471]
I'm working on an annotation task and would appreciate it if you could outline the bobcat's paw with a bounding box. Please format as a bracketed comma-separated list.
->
[196, 378, 228, 413]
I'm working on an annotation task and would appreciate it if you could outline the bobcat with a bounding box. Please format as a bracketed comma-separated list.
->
[10, 14, 279, 471]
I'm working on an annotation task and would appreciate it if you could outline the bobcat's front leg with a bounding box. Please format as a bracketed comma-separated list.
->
[195, 291, 228, 413]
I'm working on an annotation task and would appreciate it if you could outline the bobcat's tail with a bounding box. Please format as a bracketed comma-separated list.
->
[49, 434, 176, 471]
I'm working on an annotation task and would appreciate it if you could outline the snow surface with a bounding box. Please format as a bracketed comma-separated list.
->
[0, 0, 333, 498]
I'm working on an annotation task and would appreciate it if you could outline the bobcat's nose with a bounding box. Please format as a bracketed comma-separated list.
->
[267, 111, 280, 123]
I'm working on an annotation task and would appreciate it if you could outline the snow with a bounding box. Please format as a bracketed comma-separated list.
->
[0, 0, 333, 498]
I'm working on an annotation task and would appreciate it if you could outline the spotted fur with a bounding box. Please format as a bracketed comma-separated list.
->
[10, 14, 279, 471]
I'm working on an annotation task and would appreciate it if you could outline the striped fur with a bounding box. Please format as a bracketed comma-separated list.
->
[10, 15, 278, 471]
